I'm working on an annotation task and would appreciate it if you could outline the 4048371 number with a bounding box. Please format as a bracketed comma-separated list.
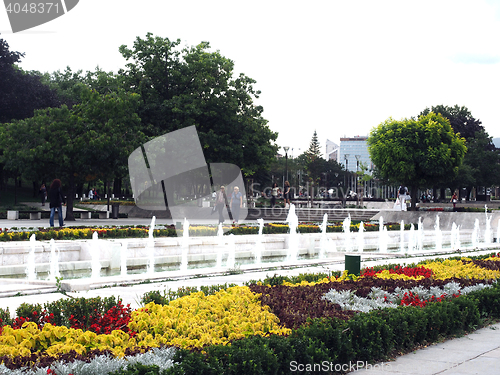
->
[5, 2, 61, 14]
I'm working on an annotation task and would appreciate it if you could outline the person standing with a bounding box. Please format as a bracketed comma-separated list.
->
[270, 183, 280, 208]
[39, 184, 47, 206]
[397, 185, 408, 211]
[215, 186, 227, 224]
[283, 181, 291, 208]
[451, 191, 458, 211]
[88, 188, 94, 200]
[49, 179, 65, 227]
[230, 186, 243, 224]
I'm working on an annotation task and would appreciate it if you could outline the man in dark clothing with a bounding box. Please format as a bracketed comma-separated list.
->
[49, 179, 65, 227]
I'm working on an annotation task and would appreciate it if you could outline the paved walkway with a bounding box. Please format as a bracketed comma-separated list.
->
[349, 322, 500, 374]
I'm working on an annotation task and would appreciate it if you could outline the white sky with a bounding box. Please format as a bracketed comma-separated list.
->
[2, 0, 500, 158]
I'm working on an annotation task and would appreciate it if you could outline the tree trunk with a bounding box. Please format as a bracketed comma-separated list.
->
[107, 180, 111, 211]
[113, 178, 122, 198]
[440, 188, 446, 203]
[410, 184, 418, 211]
[65, 175, 76, 221]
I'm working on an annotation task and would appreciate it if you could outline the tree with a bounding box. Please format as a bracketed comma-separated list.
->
[367, 112, 466, 210]
[118, 33, 278, 177]
[303, 131, 323, 203]
[420, 105, 497, 199]
[420, 105, 485, 140]
[0, 36, 60, 123]
[453, 130, 500, 199]
[0, 87, 143, 220]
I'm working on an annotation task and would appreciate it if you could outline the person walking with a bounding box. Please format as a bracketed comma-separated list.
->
[397, 185, 408, 211]
[451, 191, 458, 211]
[49, 179, 65, 227]
[39, 184, 47, 206]
[283, 181, 291, 208]
[270, 183, 280, 208]
[230, 186, 243, 224]
[215, 186, 228, 224]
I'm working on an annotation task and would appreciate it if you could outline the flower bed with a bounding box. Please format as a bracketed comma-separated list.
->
[0, 222, 410, 242]
[2, 254, 500, 374]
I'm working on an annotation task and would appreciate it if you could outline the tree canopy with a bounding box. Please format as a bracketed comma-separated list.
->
[0, 87, 143, 219]
[420, 104, 499, 198]
[118, 33, 278, 177]
[0, 37, 60, 123]
[420, 105, 485, 141]
[367, 112, 467, 210]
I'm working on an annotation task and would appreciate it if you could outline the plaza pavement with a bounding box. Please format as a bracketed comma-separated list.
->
[0, 215, 499, 374]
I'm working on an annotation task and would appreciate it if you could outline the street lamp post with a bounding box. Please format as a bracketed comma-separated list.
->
[344, 154, 349, 207]
[283, 146, 290, 183]
[355, 155, 360, 206]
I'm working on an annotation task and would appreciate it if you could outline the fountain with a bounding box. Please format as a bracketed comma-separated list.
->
[450, 222, 460, 250]
[434, 216, 442, 252]
[357, 221, 364, 253]
[226, 234, 236, 269]
[147, 216, 156, 275]
[378, 217, 388, 252]
[254, 218, 264, 265]
[471, 219, 480, 248]
[286, 204, 299, 261]
[91, 231, 101, 279]
[48, 239, 60, 281]
[399, 220, 405, 253]
[408, 224, 416, 253]
[319, 213, 328, 258]
[120, 241, 128, 277]
[484, 207, 492, 245]
[26, 234, 37, 281]
[342, 215, 352, 252]
[417, 217, 424, 252]
[180, 218, 189, 272]
[216, 223, 224, 269]
[497, 219, 500, 244]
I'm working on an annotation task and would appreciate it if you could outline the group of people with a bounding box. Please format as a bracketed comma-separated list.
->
[39, 179, 65, 227]
[395, 185, 460, 211]
[88, 188, 101, 200]
[268, 181, 291, 208]
[214, 185, 243, 224]
[213, 181, 292, 225]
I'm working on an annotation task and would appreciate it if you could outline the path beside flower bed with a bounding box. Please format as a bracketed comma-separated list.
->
[348, 321, 500, 374]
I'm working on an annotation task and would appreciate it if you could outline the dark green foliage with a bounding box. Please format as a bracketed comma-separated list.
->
[0, 307, 12, 326]
[109, 363, 163, 375]
[140, 283, 238, 305]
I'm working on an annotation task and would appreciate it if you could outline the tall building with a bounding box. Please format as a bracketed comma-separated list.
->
[325, 139, 339, 161]
[339, 136, 372, 173]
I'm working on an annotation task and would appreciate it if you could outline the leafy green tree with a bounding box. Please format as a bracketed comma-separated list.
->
[420, 105, 497, 199]
[0, 37, 60, 123]
[453, 130, 500, 199]
[367, 112, 466, 210]
[420, 105, 485, 140]
[0, 88, 143, 220]
[118, 33, 278, 177]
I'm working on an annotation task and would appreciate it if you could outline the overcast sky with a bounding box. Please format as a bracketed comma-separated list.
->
[2, 0, 500, 158]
